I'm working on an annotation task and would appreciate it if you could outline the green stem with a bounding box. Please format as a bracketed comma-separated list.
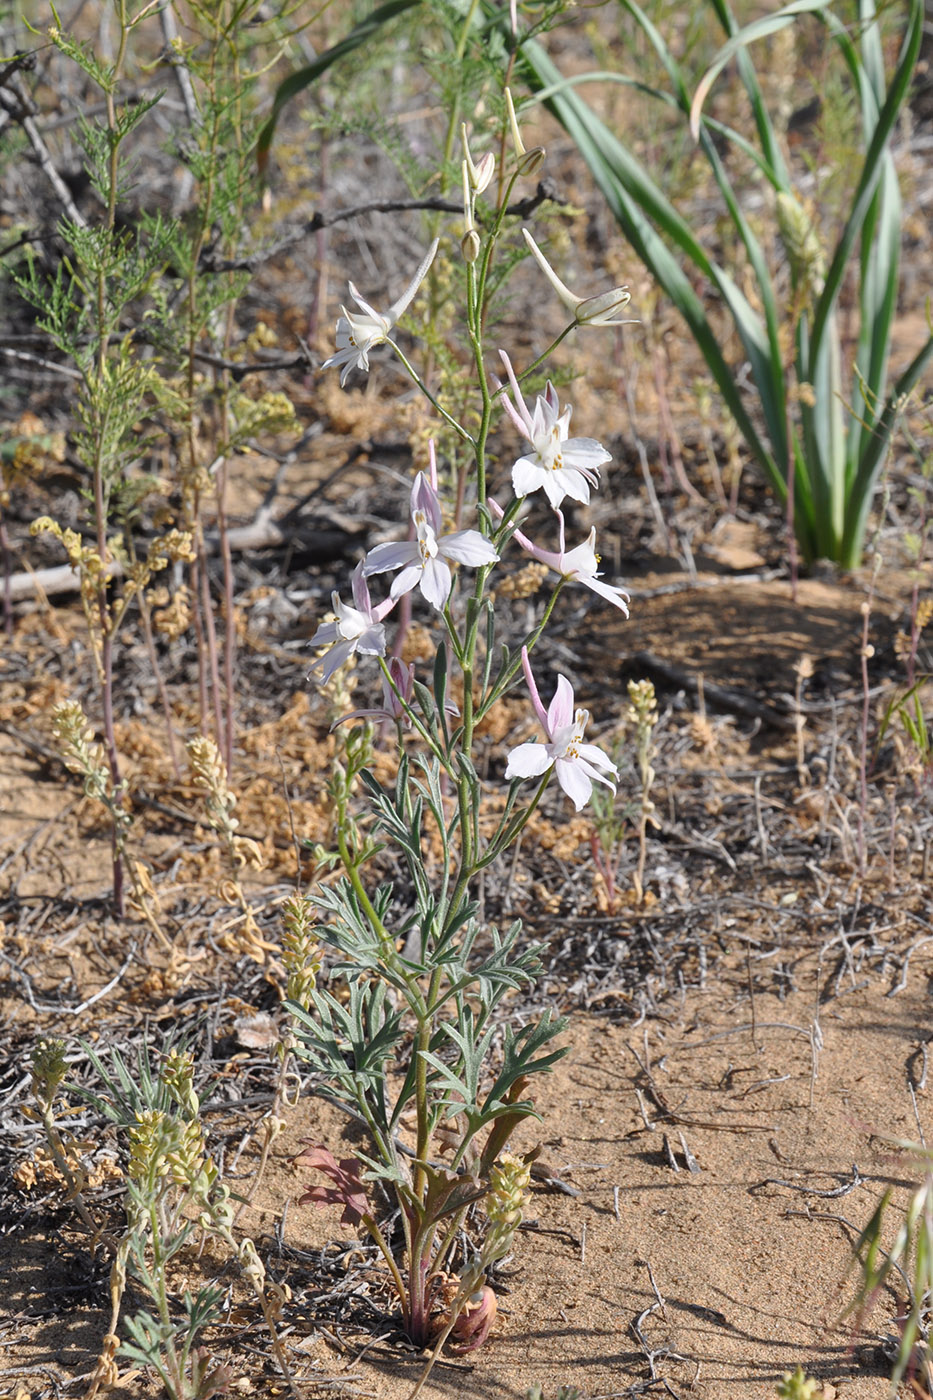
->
[389, 341, 475, 443]
[336, 826, 391, 950]
[376, 656, 452, 769]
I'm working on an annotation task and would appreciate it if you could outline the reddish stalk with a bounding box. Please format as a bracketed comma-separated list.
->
[0, 514, 13, 640]
[215, 459, 236, 773]
[199, 543, 225, 749]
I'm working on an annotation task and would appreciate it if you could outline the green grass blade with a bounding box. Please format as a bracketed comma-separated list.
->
[842, 327, 933, 567]
[516, 36, 784, 497]
[808, 0, 922, 369]
[690, 0, 837, 149]
[255, 0, 422, 172]
[620, 0, 789, 470]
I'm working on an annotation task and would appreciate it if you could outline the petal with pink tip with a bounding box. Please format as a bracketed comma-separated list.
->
[546, 674, 574, 735]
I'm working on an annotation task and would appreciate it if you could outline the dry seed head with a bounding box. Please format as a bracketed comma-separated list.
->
[495, 562, 549, 600]
[31, 1037, 67, 1106]
[246, 322, 278, 353]
[917, 598, 933, 632]
[627, 678, 657, 725]
[166, 1122, 218, 1202]
[231, 390, 297, 440]
[188, 735, 238, 837]
[776, 1366, 821, 1400]
[150, 583, 191, 640]
[282, 895, 323, 1008]
[52, 700, 109, 801]
[128, 1109, 173, 1186]
[161, 1049, 198, 1118]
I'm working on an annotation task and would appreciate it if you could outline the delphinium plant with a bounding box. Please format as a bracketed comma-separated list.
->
[285, 101, 635, 1364]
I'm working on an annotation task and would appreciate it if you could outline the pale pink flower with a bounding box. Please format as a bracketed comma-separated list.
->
[364, 450, 498, 611]
[499, 350, 610, 510]
[489, 501, 629, 614]
[322, 240, 439, 386]
[505, 647, 617, 811]
[308, 563, 394, 682]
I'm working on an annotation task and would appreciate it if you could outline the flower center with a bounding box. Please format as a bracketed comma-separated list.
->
[536, 424, 564, 472]
[413, 510, 438, 564]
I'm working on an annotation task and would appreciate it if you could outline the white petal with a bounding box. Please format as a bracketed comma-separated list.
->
[309, 619, 339, 648]
[505, 742, 552, 780]
[438, 530, 499, 566]
[576, 742, 618, 777]
[347, 283, 386, 325]
[579, 575, 630, 614]
[310, 638, 354, 683]
[419, 557, 452, 610]
[551, 468, 592, 504]
[554, 758, 593, 811]
[547, 676, 575, 735]
[564, 437, 611, 469]
[354, 623, 387, 656]
[576, 755, 618, 793]
[389, 563, 424, 600]
[411, 472, 443, 536]
[512, 456, 547, 498]
[364, 541, 421, 576]
[542, 474, 571, 510]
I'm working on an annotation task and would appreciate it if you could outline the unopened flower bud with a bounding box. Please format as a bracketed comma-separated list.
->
[518, 146, 546, 178]
[504, 86, 526, 158]
[461, 229, 481, 264]
[461, 124, 496, 193]
[574, 286, 633, 326]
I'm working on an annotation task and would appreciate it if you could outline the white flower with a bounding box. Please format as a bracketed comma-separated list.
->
[499, 350, 610, 509]
[363, 453, 499, 611]
[522, 229, 635, 327]
[308, 563, 394, 682]
[321, 240, 439, 386]
[505, 647, 618, 811]
[489, 501, 629, 614]
[461, 124, 495, 194]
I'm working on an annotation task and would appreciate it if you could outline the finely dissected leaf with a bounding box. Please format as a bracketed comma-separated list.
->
[256, 0, 422, 171]
[422, 1009, 496, 1114]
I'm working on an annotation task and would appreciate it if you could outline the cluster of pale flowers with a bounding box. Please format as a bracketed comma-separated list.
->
[313, 236, 631, 811]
